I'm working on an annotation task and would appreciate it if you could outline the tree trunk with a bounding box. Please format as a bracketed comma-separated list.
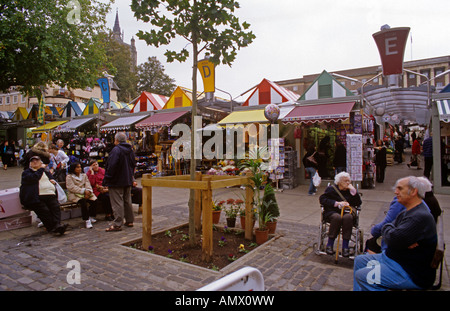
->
[188, 32, 199, 247]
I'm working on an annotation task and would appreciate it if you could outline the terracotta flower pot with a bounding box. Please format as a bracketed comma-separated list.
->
[266, 220, 277, 234]
[212, 210, 221, 224]
[240, 216, 255, 230]
[226, 217, 236, 228]
[255, 228, 269, 245]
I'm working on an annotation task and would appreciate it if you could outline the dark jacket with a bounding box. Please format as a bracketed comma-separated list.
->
[319, 184, 362, 220]
[20, 167, 56, 206]
[375, 146, 387, 168]
[103, 143, 136, 188]
[382, 202, 437, 289]
[422, 137, 433, 158]
[302, 151, 318, 169]
[333, 144, 346, 168]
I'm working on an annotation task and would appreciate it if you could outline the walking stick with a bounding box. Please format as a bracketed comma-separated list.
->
[335, 205, 350, 264]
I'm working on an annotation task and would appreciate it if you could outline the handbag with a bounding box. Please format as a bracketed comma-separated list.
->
[331, 184, 357, 217]
[307, 152, 318, 166]
[313, 171, 321, 187]
[55, 182, 67, 204]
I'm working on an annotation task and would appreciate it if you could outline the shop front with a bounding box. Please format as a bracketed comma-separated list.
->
[31, 120, 68, 144]
[432, 93, 450, 194]
[134, 109, 191, 177]
[281, 97, 375, 189]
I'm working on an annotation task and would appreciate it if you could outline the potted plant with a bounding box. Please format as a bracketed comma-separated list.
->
[239, 204, 256, 230]
[239, 146, 271, 244]
[262, 183, 280, 234]
[212, 200, 224, 224]
[224, 198, 239, 227]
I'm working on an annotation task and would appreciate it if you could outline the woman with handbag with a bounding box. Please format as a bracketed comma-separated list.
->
[319, 172, 362, 257]
[19, 155, 67, 235]
[66, 162, 98, 229]
[302, 146, 319, 195]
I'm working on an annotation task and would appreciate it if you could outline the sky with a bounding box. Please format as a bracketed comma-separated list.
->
[104, 0, 450, 101]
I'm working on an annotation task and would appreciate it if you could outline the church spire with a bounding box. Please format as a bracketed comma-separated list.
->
[113, 8, 122, 41]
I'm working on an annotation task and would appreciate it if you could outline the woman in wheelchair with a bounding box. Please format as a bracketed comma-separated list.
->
[319, 172, 362, 257]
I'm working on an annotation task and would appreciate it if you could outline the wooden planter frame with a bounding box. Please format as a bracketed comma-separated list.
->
[141, 172, 253, 261]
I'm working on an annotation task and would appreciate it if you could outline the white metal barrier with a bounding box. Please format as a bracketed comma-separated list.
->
[197, 267, 264, 291]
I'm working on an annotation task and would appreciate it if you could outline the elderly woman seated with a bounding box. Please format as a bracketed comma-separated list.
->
[319, 172, 362, 257]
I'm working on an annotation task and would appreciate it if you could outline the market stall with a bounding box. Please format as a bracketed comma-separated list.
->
[130, 91, 168, 112]
[432, 91, 450, 193]
[242, 78, 299, 106]
[31, 120, 68, 143]
[134, 109, 191, 177]
[61, 101, 86, 118]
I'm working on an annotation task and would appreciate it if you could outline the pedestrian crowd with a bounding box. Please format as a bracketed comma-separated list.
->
[18, 132, 141, 235]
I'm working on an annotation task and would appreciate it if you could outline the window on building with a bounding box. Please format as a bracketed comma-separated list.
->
[6, 96, 10, 105]
[318, 84, 332, 98]
[13, 95, 18, 104]
[0, 97, 3, 105]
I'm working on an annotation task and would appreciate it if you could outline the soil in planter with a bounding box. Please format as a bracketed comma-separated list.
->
[126, 224, 267, 270]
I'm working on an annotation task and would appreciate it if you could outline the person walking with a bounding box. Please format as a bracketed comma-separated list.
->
[1, 140, 15, 170]
[103, 132, 136, 232]
[302, 145, 319, 195]
[375, 140, 387, 183]
[408, 136, 422, 169]
[422, 134, 433, 179]
[66, 162, 98, 229]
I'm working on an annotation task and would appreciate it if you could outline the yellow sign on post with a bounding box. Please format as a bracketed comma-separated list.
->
[197, 59, 215, 93]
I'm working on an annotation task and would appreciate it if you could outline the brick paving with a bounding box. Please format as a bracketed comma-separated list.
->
[0, 155, 449, 291]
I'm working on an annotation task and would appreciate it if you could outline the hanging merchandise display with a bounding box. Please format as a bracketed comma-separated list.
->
[346, 134, 363, 182]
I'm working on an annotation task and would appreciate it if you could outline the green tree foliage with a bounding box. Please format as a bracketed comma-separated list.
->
[0, 0, 112, 97]
[131, 0, 255, 246]
[137, 56, 176, 96]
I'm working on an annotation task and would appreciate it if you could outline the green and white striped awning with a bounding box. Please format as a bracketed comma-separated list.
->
[437, 99, 450, 122]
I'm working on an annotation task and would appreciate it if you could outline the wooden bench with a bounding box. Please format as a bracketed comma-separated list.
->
[58, 182, 79, 210]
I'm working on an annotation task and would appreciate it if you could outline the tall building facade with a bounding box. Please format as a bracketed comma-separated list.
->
[276, 55, 450, 96]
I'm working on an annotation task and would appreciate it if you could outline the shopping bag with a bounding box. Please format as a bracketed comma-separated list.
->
[313, 172, 321, 187]
[55, 183, 67, 204]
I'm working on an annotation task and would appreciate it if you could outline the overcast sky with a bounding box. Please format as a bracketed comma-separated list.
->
[105, 0, 450, 100]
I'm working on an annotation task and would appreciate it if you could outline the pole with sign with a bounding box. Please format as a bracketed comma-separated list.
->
[197, 58, 215, 100]
[372, 26, 410, 76]
[97, 77, 111, 110]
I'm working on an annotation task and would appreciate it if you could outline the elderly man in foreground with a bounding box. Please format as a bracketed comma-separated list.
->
[353, 176, 437, 291]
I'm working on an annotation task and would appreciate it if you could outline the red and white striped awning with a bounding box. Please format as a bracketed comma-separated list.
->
[243, 79, 299, 106]
[282, 101, 356, 124]
[130, 92, 168, 112]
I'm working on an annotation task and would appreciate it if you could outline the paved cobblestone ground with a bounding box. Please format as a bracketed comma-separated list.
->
[1, 153, 449, 291]
[0, 205, 354, 291]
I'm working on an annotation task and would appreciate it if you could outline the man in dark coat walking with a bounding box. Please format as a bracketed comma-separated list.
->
[103, 132, 136, 231]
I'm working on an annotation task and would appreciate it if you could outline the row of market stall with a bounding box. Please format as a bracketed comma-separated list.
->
[4, 68, 449, 190]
